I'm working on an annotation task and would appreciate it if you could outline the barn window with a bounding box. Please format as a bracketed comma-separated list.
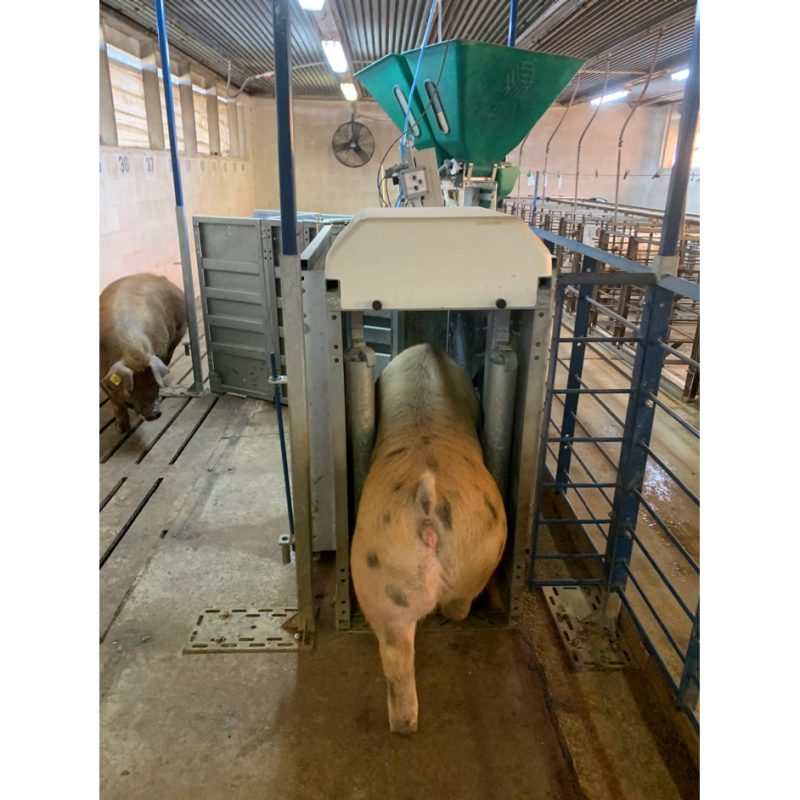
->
[106, 44, 149, 148]
[158, 71, 184, 152]
[193, 83, 211, 154]
[218, 92, 231, 154]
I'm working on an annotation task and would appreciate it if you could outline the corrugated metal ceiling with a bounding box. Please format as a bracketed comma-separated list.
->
[101, 0, 696, 104]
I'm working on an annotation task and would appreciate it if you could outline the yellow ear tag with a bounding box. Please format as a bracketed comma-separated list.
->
[110, 374, 121, 386]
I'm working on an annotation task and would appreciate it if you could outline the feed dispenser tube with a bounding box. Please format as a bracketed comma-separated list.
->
[345, 312, 376, 514]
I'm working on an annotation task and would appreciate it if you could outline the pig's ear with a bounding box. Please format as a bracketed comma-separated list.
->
[101, 362, 133, 399]
[148, 355, 170, 387]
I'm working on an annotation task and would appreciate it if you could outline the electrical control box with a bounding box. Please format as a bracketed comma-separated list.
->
[399, 167, 430, 202]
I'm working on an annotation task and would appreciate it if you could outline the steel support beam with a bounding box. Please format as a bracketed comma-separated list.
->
[273, 0, 315, 635]
[154, 0, 203, 396]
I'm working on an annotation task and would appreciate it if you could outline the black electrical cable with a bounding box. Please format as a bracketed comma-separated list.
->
[375, 37, 452, 206]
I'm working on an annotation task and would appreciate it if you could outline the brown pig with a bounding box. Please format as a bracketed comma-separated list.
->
[351, 343, 507, 734]
[100, 274, 187, 432]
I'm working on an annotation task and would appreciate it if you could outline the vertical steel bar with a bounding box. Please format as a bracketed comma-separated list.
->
[660, 5, 700, 256]
[154, 0, 203, 394]
[603, 283, 672, 594]
[554, 257, 597, 487]
[273, 0, 314, 634]
[507, 0, 519, 46]
[269, 352, 294, 538]
[274, 0, 297, 256]
[528, 277, 565, 589]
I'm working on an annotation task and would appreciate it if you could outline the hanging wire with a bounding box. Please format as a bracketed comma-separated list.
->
[223, 60, 326, 99]
[225, 60, 274, 98]
[573, 55, 610, 211]
[613, 27, 665, 226]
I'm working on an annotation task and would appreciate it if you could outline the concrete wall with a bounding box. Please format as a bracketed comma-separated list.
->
[248, 98, 697, 218]
[99, 101, 255, 294]
[101, 96, 697, 298]
[250, 99, 400, 215]
[507, 102, 699, 215]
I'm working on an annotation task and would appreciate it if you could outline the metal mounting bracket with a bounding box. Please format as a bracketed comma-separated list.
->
[542, 586, 634, 670]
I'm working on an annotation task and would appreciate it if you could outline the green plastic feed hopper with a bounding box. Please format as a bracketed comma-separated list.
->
[353, 53, 439, 154]
[357, 40, 584, 175]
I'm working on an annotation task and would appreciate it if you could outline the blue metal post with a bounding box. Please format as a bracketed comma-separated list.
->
[154, 0, 203, 393]
[270, 353, 294, 537]
[532, 171, 539, 214]
[273, 0, 298, 255]
[507, 0, 519, 46]
[604, 2, 699, 597]
[554, 256, 597, 489]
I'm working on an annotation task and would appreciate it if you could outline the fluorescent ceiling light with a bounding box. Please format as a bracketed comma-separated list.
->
[591, 90, 629, 106]
[340, 82, 357, 101]
[298, 0, 325, 9]
[322, 39, 348, 73]
[671, 69, 690, 81]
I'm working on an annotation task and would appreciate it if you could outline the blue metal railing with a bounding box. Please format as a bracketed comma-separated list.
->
[528, 227, 700, 734]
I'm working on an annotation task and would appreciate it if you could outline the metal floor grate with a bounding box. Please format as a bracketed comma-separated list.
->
[184, 608, 300, 654]
[542, 586, 634, 670]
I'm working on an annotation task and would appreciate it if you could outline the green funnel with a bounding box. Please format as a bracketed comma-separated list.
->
[356, 40, 584, 175]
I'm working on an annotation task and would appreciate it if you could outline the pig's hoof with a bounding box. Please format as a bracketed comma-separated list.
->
[115, 420, 131, 433]
[389, 718, 418, 735]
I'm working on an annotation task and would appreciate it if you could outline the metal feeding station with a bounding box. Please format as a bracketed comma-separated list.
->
[188, 0, 586, 644]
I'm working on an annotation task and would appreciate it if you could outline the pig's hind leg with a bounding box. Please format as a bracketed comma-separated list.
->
[374, 617, 420, 734]
[354, 554, 437, 733]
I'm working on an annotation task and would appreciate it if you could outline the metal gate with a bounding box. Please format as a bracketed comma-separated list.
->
[528, 227, 700, 733]
[193, 214, 329, 401]
[193, 216, 280, 400]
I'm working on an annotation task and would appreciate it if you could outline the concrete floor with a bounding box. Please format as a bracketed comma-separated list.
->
[100, 373, 579, 799]
[100, 325, 698, 799]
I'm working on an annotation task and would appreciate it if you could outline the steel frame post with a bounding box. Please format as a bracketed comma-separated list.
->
[554, 256, 597, 489]
[273, 0, 314, 636]
[528, 280, 566, 589]
[154, 0, 203, 395]
[603, 283, 671, 594]
[507, 0, 519, 46]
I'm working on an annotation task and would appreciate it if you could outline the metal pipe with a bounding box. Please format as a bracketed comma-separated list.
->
[507, 0, 519, 46]
[481, 348, 518, 502]
[660, 5, 700, 256]
[154, 0, 203, 394]
[541, 71, 581, 209]
[273, 0, 297, 255]
[574, 56, 610, 211]
[613, 27, 665, 226]
[345, 313, 376, 514]
[269, 353, 294, 538]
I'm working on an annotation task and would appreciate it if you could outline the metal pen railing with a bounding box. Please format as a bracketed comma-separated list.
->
[528, 227, 700, 734]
